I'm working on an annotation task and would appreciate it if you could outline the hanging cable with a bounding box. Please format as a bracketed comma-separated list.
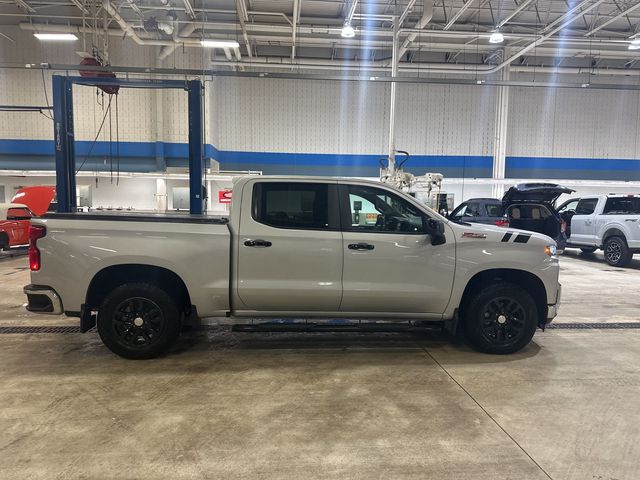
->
[40, 70, 54, 120]
[76, 94, 113, 175]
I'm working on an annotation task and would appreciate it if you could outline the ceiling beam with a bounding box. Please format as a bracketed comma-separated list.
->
[183, 0, 196, 20]
[69, 0, 89, 15]
[496, 0, 537, 29]
[444, 0, 477, 31]
[14, 0, 35, 13]
[586, 1, 640, 36]
[235, 0, 253, 58]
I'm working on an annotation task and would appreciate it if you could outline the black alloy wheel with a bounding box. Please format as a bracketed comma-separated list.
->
[112, 297, 165, 348]
[98, 283, 181, 359]
[479, 296, 527, 346]
[464, 282, 538, 354]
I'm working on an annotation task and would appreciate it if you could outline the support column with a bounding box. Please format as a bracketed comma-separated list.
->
[52, 75, 77, 213]
[187, 80, 204, 215]
[492, 65, 510, 199]
[387, 16, 399, 173]
[155, 178, 167, 212]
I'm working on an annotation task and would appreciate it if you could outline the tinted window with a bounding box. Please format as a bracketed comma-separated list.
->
[575, 198, 598, 215]
[450, 204, 467, 218]
[485, 203, 504, 217]
[558, 199, 579, 213]
[346, 185, 425, 233]
[464, 202, 482, 217]
[253, 183, 328, 229]
[603, 197, 640, 214]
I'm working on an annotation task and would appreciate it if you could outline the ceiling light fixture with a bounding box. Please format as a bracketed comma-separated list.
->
[34, 33, 78, 41]
[628, 38, 640, 50]
[489, 32, 504, 44]
[200, 39, 240, 48]
[341, 22, 355, 38]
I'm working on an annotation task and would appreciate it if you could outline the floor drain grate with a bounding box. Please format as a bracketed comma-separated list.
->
[0, 326, 81, 334]
[547, 322, 640, 329]
[1, 323, 640, 335]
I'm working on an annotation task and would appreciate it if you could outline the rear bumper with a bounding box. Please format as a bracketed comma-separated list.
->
[23, 284, 63, 315]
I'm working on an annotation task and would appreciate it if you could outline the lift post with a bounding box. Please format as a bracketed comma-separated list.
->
[51, 75, 205, 214]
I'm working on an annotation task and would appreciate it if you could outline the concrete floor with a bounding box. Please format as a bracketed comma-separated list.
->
[1, 249, 640, 479]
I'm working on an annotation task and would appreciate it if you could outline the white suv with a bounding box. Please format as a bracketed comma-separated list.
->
[559, 195, 640, 267]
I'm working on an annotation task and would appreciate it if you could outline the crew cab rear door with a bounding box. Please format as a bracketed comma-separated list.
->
[235, 180, 343, 312]
[338, 183, 455, 315]
[570, 197, 599, 245]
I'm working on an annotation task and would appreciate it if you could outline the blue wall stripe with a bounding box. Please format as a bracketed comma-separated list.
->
[506, 156, 640, 171]
[3, 139, 640, 179]
[215, 150, 492, 169]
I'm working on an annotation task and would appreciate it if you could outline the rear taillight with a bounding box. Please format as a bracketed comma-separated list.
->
[561, 220, 567, 233]
[495, 219, 510, 227]
[29, 225, 46, 271]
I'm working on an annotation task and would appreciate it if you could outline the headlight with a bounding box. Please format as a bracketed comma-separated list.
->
[545, 244, 557, 256]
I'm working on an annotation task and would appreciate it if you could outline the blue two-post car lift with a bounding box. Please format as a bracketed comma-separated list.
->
[52, 75, 205, 214]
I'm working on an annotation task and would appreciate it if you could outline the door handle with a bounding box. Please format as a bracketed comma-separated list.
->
[244, 239, 272, 248]
[348, 242, 375, 251]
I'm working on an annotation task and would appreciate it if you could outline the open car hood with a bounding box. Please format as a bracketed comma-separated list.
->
[502, 183, 575, 207]
[11, 186, 56, 216]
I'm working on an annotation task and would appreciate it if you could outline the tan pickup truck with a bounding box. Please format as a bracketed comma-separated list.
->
[24, 176, 561, 359]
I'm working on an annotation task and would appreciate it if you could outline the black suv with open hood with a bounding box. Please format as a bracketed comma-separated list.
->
[503, 183, 575, 250]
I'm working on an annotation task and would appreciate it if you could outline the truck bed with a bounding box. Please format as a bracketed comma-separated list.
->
[31, 211, 232, 318]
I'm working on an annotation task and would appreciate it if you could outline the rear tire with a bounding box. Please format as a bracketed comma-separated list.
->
[603, 236, 632, 267]
[0, 233, 8, 251]
[97, 283, 181, 359]
[464, 282, 538, 354]
[580, 247, 597, 254]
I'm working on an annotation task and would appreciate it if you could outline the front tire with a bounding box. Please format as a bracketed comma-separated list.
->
[464, 283, 538, 354]
[97, 283, 181, 359]
[603, 236, 632, 267]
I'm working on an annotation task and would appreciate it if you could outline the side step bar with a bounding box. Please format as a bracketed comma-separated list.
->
[231, 321, 444, 334]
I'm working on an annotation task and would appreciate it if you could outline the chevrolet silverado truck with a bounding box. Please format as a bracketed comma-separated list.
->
[24, 176, 561, 359]
[558, 194, 640, 267]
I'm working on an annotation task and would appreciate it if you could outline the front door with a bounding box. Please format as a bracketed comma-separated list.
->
[236, 181, 343, 312]
[570, 198, 599, 245]
[339, 184, 455, 315]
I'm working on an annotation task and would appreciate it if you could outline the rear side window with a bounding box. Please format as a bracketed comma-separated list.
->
[253, 183, 329, 230]
[464, 202, 482, 217]
[575, 198, 598, 215]
[603, 197, 640, 214]
[485, 204, 504, 217]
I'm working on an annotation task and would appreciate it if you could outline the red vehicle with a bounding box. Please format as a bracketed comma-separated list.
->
[0, 203, 32, 250]
[11, 186, 57, 216]
[1, 186, 56, 251]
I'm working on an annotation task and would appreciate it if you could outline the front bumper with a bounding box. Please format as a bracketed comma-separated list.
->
[546, 283, 562, 322]
[23, 284, 63, 315]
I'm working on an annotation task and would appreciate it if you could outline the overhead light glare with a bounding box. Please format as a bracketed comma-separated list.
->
[341, 22, 355, 38]
[489, 32, 504, 44]
[200, 39, 240, 48]
[34, 33, 78, 41]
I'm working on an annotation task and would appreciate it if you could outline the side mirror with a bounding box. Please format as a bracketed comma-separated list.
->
[424, 218, 446, 246]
